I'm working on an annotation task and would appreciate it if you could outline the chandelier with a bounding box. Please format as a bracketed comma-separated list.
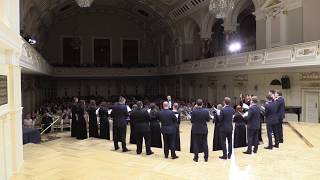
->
[75, 0, 94, 8]
[209, 0, 235, 19]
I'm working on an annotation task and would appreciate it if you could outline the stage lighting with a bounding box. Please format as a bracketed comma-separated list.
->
[228, 42, 241, 52]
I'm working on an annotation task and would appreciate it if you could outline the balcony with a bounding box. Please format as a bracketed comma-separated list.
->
[19, 40, 320, 77]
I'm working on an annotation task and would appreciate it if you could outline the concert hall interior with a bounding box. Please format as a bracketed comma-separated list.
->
[1, 0, 320, 179]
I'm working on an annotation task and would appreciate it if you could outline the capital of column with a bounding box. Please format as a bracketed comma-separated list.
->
[199, 31, 212, 40]
[222, 23, 238, 33]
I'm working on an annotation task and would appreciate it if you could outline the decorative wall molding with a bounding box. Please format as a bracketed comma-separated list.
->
[300, 72, 320, 81]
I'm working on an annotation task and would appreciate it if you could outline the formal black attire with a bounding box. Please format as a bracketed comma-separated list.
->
[149, 110, 162, 148]
[173, 110, 181, 151]
[212, 111, 222, 151]
[265, 101, 280, 148]
[219, 105, 235, 158]
[71, 103, 78, 137]
[190, 107, 210, 160]
[130, 109, 152, 154]
[276, 96, 285, 143]
[244, 104, 261, 153]
[98, 107, 110, 140]
[76, 107, 88, 140]
[88, 107, 99, 138]
[158, 109, 177, 158]
[111, 103, 129, 151]
[233, 112, 247, 148]
[129, 112, 137, 144]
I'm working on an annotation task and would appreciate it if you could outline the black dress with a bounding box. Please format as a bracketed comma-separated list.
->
[174, 111, 181, 151]
[88, 107, 99, 138]
[76, 107, 88, 140]
[99, 107, 110, 140]
[233, 112, 247, 148]
[129, 114, 137, 144]
[212, 112, 222, 151]
[149, 111, 162, 148]
[71, 104, 78, 137]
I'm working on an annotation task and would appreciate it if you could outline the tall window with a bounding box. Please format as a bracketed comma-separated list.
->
[94, 38, 111, 67]
[62, 37, 81, 66]
[122, 39, 139, 66]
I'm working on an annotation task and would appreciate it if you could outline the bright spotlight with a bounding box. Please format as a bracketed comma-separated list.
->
[228, 42, 241, 52]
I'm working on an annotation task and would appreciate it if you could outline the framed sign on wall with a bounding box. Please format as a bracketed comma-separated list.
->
[0, 75, 8, 106]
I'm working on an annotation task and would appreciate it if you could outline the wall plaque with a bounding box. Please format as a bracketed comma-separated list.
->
[0, 75, 8, 106]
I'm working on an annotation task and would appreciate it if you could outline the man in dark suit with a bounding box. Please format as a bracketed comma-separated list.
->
[219, 97, 235, 159]
[244, 96, 261, 154]
[158, 101, 178, 159]
[130, 101, 153, 155]
[191, 99, 210, 162]
[264, 95, 279, 149]
[111, 96, 129, 152]
[275, 90, 285, 143]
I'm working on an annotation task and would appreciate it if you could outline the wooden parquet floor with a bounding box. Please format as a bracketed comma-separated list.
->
[11, 121, 320, 180]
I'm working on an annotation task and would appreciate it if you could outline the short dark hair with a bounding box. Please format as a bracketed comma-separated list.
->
[224, 97, 231, 105]
[251, 96, 259, 104]
[276, 90, 282, 96]
[269, 89, 275, 94]
[196, 99, 203, 106]
[266, 94, 273, 101]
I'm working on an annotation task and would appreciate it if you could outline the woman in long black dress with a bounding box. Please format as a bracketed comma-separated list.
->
[71, 97, 78, 137]
[76, 100, 88, 140]
[129, 104, 138, 144]
[88, 100, 99, 138]
[98, 101, 110, 140]
[213, 104, 223, 151]
[233, 105, 247, 148]
[173, 103, 181, 151]
[149, 103, 162, 148]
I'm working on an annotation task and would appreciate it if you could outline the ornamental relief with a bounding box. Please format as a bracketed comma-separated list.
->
[296, 47, 316, 57]
[300, 72, 320, 81]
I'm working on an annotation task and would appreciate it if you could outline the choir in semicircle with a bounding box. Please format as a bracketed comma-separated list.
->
[26, 89, 285, 162]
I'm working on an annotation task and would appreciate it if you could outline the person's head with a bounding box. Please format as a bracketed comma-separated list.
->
[268, 89, 276, 99]
[173, 103, 179, 110]
[101, 101, 107, 108]
[119, 96, 126, 104]
[196, 99, 203, 107]
[167, 96, 171, 101]
[79, 100, 86, 109]
[236, 105, 242, 113]
[73, 97, 78, 103]
[163, 101, 169, 109]
[251, 96, 259, 105]
[149, 103, 156, 110]
[240, 93, 245, 99]
[132, 104, 138, 111]
[136, 101, 143, 109]
[266, 94, 273, 102]
[246, 94, 251, 101]
[224, 97, 231, 106]
[89, 100, 96, 107]
[275, 90, 282, 98]
[217, 104, 223, 110]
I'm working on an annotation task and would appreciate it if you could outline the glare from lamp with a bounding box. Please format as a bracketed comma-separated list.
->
[228, 42, 241, 52]
[28, 39, 37, 45]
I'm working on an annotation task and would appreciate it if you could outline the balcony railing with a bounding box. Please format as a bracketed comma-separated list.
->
[19, 40, 320, 77]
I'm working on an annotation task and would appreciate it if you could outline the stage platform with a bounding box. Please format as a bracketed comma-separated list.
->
[11, 121, 320, 180]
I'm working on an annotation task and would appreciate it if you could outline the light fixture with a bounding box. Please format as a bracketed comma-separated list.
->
[228, 42, 241, 52]
[209, 0, 235, 19]
[270, 79, 281, 85]
[75, 0, 94, 8]
[28, 38, 37, 45]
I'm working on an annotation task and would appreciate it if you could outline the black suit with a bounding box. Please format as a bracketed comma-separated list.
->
[158, 109, 177, 158]
[245, 104, 261, 153]
[111, 103, 129, 150]
[276, 96, 285, 143]
[71, 103, 78, 137]
[219, 105, 235, 158]
[190, 108, 210, 160]
[130, 109, 152, 154]
[265, 101, 279, 148]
